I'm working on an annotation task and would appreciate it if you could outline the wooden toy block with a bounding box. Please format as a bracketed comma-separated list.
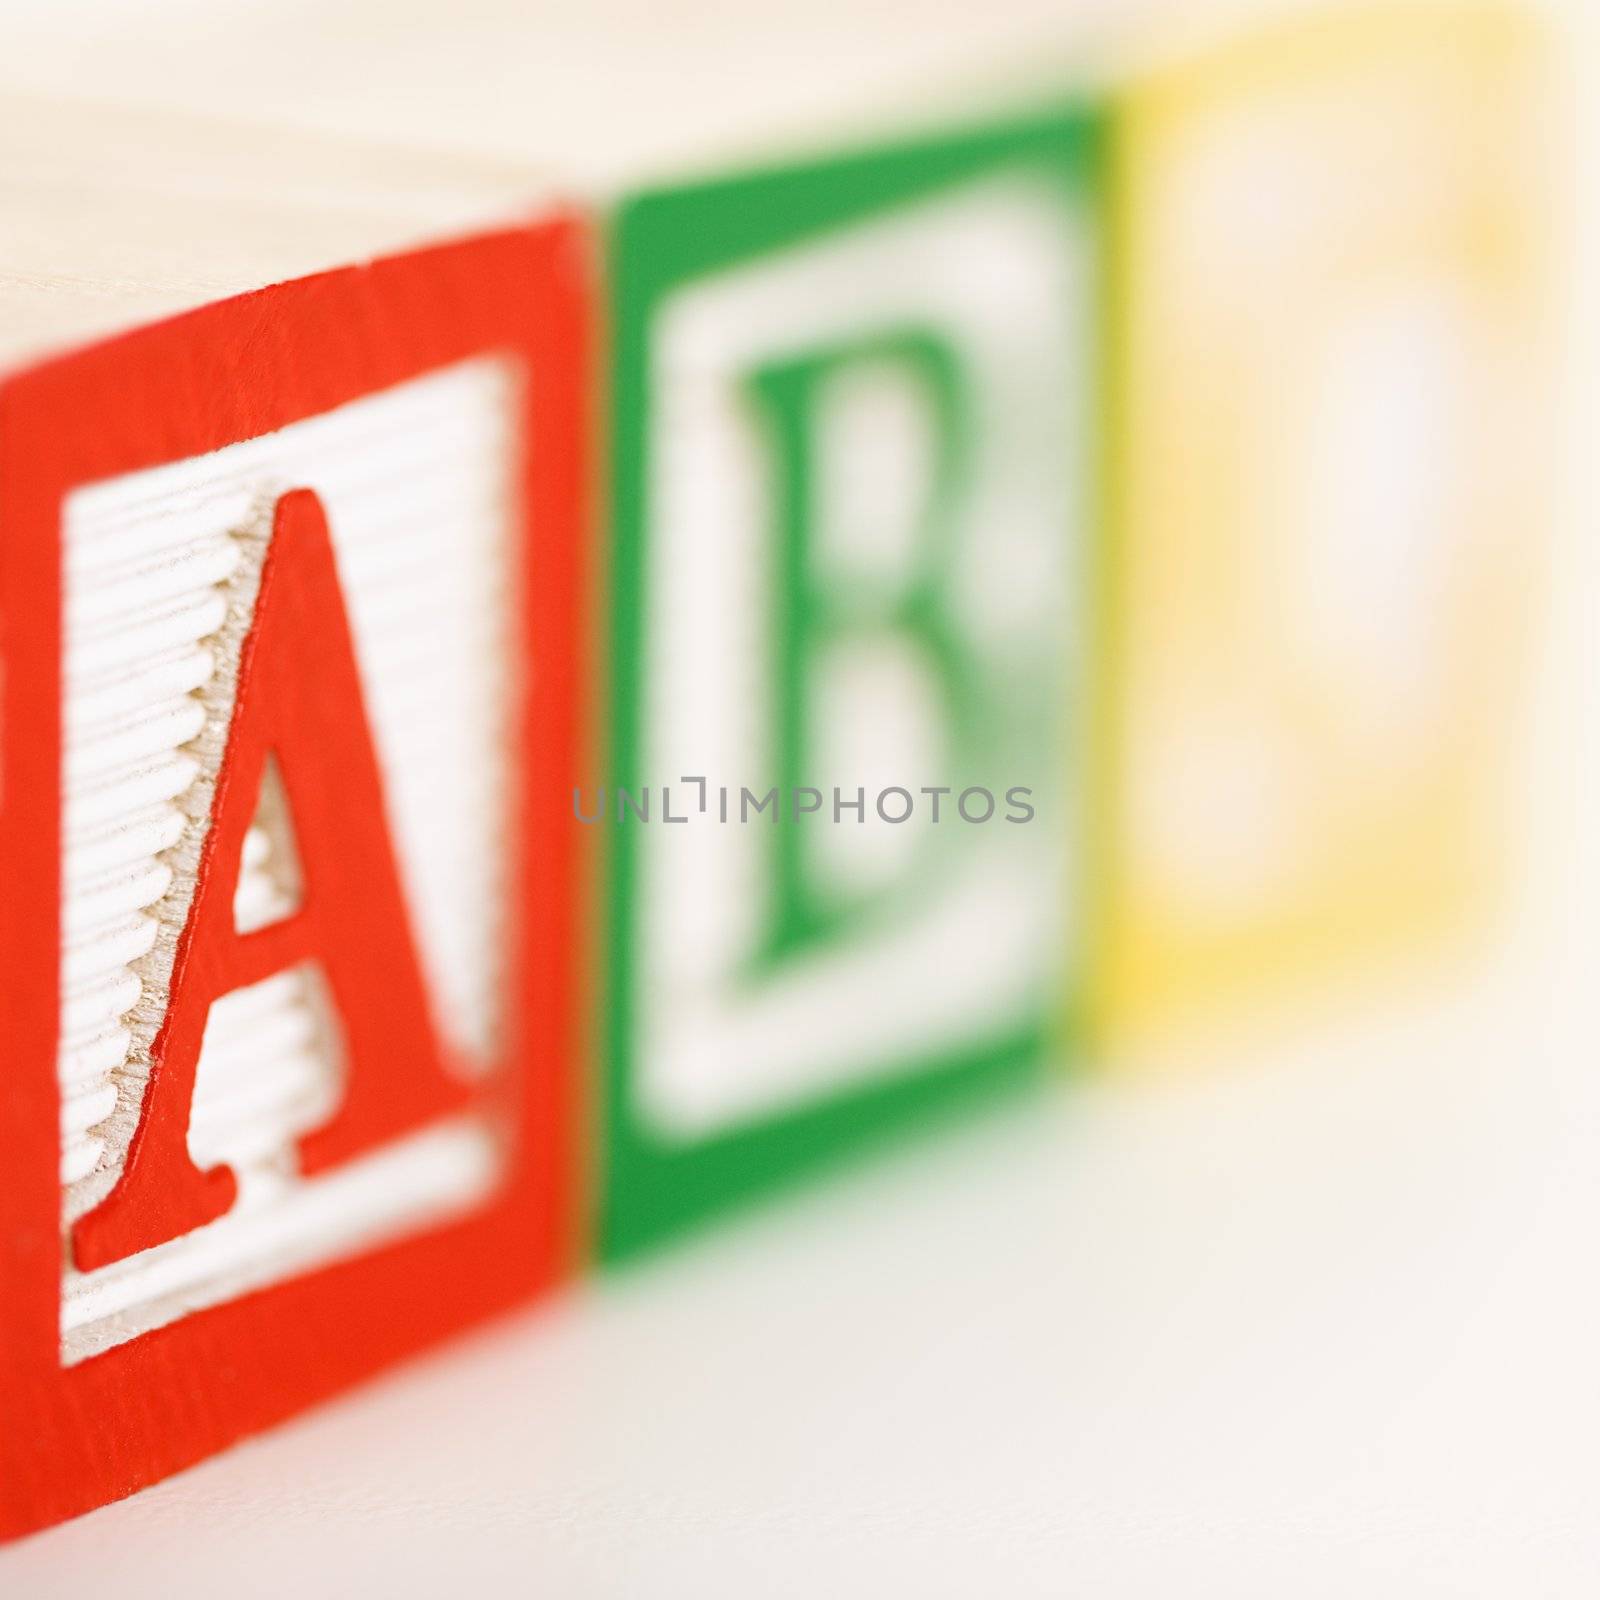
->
[600, 107, 1107, 1257]
[1096, 4, 1555, 1057]
[0, 102, 591, 1538]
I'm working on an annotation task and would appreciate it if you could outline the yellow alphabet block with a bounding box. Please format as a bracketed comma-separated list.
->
[1097, 4, 1556, 1056]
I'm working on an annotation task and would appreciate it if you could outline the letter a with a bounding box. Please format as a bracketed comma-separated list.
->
[72, 490, 468, 1271]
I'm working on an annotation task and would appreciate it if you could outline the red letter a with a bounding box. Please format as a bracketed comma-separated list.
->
[72, 489, 470, 1272]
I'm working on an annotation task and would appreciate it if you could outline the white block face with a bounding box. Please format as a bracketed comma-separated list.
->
[58, 358, 519, 1361]
[635, 173, 1095, 1139]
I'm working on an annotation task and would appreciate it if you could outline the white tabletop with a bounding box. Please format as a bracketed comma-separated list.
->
[6, 932, 1598, 1596]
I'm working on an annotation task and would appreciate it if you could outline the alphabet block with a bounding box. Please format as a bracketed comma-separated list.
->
[0, 223, 591, 1537]
[600, 108, 1106, 1255]
[1097, 5, 1554, 1057]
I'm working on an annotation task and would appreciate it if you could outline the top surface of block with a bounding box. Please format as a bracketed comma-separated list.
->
[0, 94, 550, 369]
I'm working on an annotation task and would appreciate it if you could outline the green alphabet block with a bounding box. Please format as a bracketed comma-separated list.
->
[602, 104, 1106, 1257]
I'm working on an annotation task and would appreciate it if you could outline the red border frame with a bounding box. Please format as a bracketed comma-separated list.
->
[0, 221, 591, 1538]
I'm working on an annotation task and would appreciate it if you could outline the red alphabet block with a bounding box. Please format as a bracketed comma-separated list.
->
[0, 222, 591, 1538]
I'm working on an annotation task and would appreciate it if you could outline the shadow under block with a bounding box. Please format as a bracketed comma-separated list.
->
[1097, 5, 1554, 1056]
[0, 222, 591, 1538]
[601, 106, 1107, 1258]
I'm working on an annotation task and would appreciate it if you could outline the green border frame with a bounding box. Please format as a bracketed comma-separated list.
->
[602, 103, 1108, 1260]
